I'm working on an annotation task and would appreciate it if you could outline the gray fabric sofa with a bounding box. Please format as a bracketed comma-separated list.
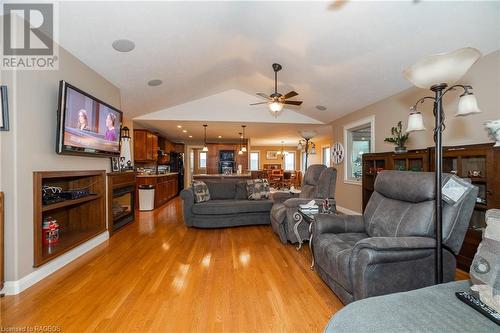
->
[313, 170, 478, 304]
[270, 165, 337, 243]
[324, 280, 498, 333]
[180, 179, 272, 228]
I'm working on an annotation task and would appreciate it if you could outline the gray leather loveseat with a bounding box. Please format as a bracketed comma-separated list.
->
[180, 179, 272, 228]
[312, 170, 477, 304]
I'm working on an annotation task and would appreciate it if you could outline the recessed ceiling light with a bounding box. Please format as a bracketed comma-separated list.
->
[147, 79, 163, 87]
[112, 39, 135, 52]
[177, 125, 182, 128]
[315, 105, 327, 111]
[182, 130, 187, 133]
[189, 135, 193, 138]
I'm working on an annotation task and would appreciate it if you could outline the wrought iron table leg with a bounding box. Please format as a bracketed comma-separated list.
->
[309, 221, 314, 270]
[293, 212, 303, 250]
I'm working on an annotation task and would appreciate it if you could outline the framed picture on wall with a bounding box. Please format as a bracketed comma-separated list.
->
[0, 86, 9, 131]
[111, 157, 120, 172]
[266, 151, 278, 160]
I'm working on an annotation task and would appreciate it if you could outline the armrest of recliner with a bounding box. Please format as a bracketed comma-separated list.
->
[283, 198, 323, 208]
[272, 192, 299, 204]
[352, 236, 436, 254]
[314, 214, 366, 235]
[349, 236, 439, 301]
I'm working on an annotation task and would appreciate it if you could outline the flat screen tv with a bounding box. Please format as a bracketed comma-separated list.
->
[56, 80, 122, 157]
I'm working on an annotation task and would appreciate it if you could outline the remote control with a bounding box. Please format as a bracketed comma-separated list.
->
[455, 291, 500, 326]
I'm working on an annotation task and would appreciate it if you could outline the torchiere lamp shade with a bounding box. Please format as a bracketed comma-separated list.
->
[403, 47, 482, 89]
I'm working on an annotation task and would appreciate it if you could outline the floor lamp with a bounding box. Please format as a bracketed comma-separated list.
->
[403, 47, 482, 283]
[297, 131, 317, 170]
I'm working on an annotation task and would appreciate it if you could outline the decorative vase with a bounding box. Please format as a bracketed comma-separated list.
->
[394, 146, 407, 154]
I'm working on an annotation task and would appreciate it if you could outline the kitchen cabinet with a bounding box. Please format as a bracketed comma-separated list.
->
[134, 129, 158, 162]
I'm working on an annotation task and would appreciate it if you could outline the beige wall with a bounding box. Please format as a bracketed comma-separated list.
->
[331, 50, 500, 213]
[0, 45, 121, 281]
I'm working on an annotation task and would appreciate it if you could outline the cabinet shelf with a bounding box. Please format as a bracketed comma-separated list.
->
[39, 228, 105, 266]
[42, 194, 102, 212]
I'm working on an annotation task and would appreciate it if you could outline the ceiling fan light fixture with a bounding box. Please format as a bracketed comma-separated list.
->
[269, 101, 284, 113]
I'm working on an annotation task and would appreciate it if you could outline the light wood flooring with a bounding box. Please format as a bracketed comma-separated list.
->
[1, 198, 344, 332]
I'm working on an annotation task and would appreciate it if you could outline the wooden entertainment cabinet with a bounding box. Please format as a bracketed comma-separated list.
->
[362, 143, 500, 271]
[33, 170, 106, 267]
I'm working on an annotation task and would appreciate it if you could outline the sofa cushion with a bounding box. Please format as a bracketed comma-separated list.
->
[192, 181, 210, 203]
[205, 181, 237, 200]
[246, 179, 270, 200]
[235, 181, 248, 200]
[315, 233, 369, 292]
[192, 199, 273, 215]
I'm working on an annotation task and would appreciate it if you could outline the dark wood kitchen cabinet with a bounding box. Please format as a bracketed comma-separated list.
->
[134, 129, 158, 162]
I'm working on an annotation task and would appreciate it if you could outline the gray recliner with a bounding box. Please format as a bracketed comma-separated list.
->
[270, 164, 337, 244]
[312, 170, 478, 304]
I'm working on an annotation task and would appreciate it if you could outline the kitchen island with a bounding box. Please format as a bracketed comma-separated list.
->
[193, 173, 251, 182]
[136, 172, 179, 209]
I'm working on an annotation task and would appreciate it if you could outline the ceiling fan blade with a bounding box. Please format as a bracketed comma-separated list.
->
[282, 91, 298, 99]
[283, 100, 303, 106]
[250, 102, 268, 105]
[256, 92, 270, 99]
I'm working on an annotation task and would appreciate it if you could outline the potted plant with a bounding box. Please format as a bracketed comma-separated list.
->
[384, 121, 409, 154]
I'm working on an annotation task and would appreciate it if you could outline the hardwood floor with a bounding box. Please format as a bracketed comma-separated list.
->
[1, 198, 343, 332]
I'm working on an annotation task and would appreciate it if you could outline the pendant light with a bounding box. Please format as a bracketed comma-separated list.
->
[238, 132, 243, 155]
[202, 124, 209, 152]
[241, 125, 247, 152]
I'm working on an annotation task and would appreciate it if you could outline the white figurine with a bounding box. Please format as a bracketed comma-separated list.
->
[485, 119, 500, 147]
[470, 209, 500, 312]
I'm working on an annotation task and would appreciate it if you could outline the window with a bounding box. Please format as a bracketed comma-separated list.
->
[344, 116, 375, 183]
[250, 152, 260, 171]
[199, 151, 207, 168]
[322, 146, 331, 166]
[301, 152, 307, 172]
[284, 152, 295, 170]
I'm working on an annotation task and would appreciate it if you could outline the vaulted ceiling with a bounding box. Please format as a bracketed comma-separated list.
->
[57, 1, 500, 143]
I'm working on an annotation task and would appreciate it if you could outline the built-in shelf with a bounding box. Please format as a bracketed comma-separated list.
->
[33, 170, 106, 267]
[42, 194, 102, 212]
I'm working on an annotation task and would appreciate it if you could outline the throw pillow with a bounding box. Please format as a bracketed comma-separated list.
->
[246, 179, 270, 200]
[192, 181, 211, 203]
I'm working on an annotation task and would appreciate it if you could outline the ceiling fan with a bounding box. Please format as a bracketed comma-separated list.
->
[250, 63, 303, 115]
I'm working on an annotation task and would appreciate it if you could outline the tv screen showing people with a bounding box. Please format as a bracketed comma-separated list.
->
[57, 81, 122, 156]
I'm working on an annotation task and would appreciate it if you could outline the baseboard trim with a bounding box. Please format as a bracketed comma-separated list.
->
[1, 231, 109, 295]
[336, 205, 362, 215]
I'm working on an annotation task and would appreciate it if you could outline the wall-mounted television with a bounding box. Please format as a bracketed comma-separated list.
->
[56, 80, 122, 157]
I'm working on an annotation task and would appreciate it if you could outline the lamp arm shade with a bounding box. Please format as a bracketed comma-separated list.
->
[403, 47, 482, 89]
